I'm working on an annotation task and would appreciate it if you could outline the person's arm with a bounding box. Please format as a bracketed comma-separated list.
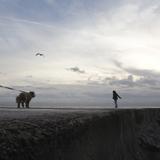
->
[117, 93, 122, 99]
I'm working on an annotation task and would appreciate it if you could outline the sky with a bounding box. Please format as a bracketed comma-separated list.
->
[1, 0, 160, 107]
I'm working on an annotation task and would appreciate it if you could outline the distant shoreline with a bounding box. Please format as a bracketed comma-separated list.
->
[0, 105, 160, 109]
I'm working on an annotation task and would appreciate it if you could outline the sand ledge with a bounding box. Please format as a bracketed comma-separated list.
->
[0, 108, 159, 160]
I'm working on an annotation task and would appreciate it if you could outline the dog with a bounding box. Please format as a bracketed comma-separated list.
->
[16, 91, 35, 108]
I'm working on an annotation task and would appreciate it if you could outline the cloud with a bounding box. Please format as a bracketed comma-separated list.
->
[108, 75, 160, 90]
[107, 60, 160, 89]
[66, 66, 86, 74]
[112, 60, 123, 68]
[1, 0, 160, 87]
[25, 75, 33, 78]
[112, 59, 160, 77]
[105, 75, 134, 88]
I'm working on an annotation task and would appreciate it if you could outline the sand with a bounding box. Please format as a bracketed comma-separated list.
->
[0, 108, 159, 160]
[0, 108, 113, 160]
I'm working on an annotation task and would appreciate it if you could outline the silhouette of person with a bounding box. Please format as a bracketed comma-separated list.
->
[112, 90, 121, 108]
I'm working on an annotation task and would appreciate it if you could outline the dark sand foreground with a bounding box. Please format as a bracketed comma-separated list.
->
[0, 108, 113, 160]
[0, 108, 159, 160]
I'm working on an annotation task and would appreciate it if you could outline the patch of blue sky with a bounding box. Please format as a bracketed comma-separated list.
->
[0, 0, 123, 25]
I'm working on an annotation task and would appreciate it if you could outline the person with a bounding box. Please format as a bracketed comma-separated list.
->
[112, 90, 121, 108]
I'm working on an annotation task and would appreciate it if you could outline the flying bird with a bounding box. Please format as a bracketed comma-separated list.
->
[35, 53, 44, 57]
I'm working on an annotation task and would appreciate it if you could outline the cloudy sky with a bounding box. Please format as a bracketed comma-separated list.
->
[1, 0, 160, 107]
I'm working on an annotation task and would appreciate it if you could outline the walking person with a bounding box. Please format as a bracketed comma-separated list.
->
[112, 90, 121, 108]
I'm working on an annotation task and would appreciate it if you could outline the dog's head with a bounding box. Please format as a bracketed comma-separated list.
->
[29, 91, 36, 98]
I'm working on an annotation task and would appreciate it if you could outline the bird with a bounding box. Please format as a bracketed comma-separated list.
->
[35, 53, 44, 57]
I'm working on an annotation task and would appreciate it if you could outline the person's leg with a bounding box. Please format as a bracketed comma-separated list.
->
[115, 99, 118, 108]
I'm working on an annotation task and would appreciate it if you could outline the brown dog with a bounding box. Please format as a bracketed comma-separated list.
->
[16, 91, 35, 108]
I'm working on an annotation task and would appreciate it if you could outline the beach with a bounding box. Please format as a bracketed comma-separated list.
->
[0, 108, 159, 160]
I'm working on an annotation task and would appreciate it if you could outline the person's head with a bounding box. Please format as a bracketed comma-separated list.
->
[113, 90, 116, 94]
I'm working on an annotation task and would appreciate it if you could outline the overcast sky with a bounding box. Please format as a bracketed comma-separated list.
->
[1, 0, 160, 107]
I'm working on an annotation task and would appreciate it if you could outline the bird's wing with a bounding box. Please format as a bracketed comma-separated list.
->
[35, 53, 40, 56]
[40, 54, 45, 57]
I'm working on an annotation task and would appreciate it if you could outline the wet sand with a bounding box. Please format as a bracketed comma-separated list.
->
[0, 107, 113, 119]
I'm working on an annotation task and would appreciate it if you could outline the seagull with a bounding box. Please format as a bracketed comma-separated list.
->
[35, 53, 44, 57]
